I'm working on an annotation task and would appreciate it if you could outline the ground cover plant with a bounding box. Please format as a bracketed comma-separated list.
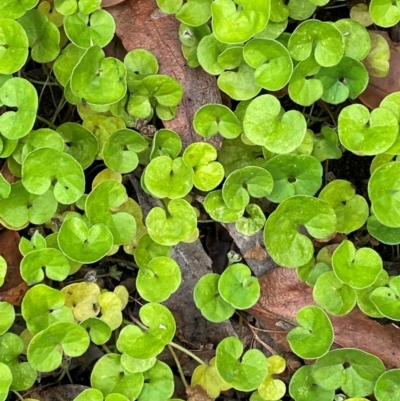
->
[1, 0, 400, 400]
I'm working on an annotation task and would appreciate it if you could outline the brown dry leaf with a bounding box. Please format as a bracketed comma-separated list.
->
[249, 267, 400, 369]
[0, 229, 27, 306]
[107, 0, 223, 149]
[0, 162, 17, 184]
[187, 384, 214, 401]
[359, 31, 400, 109]
[101, 0, 127, 7]
[244, 241, 268, 261]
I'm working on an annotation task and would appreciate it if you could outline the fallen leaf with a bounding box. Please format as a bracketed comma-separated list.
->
[187, 384, 214, 401]
[249, 267, 400, 369]
[107, 0, 223, 149]
[101, 0, 128, 7]
[244, 241, 268, 261]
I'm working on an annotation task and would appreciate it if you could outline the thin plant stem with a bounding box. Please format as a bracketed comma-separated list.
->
[23, 78, 60, 86]
[36, 115, 58, 130]
[168, 344, 189, 388]
[102, 344, 113, 354]
[103, 257, 139, 269]
[12, 391, 24, 401]
[168, 342, 207, 366]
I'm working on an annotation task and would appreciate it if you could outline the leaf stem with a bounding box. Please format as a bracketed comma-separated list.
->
[168, 342, 207, 366]
[12, 392, 24, 401]
[168, 344, 189, 388]
[101, 344, 113, 354]
[36, 115, 58, 130]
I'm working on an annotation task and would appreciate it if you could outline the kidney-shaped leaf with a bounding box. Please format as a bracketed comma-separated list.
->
[370, 0, 400, 28]
[375, 369, 400, 401]
[264, 196, 336, 267]
[138, 360, 174, 401]
[370, 276, 400, 320]
[0, 301, 14, 335]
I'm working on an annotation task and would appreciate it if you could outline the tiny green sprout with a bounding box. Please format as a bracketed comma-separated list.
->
[0, 301, 14, 335]
[21, 283, 73, 334]
[80, 318, 112, 345]
[370, 275, 400, 320]
[216, 336, 268, 391]
[18, 9, 60, 63]
[211, 0, 270, 44]
[312, 126, 342, 162]
[256, 355, 286, 401]
[311, 348, 386, 398]
[179, 22, 211, 68]
[318, 179, 369, 234]
[222, 166, 273, 210]
[20, 248, 71, 285]
[374, 369, 400, 401]
[194, 273, 235, 322]
[288, 20, 345, 67]
[138, 360, 174, 401]
[191, 357, 232, 398]
[235, 203, 266, 236]
[332, 240, 382, 289]
[58, 217, 114, 263]
[193, 104, 242, 139]
[356, 270, 389, 318]
[145, 199, 197, 246]
[103, 128, 149, 174]
[370, 0, 400, 28]
[289, 365, 335, 401]
[143, 156, 193, 199]
[0, 19, 29, 74]
[0, 77, 38, 140]
[19, 230, 47, 256]
[313, 271, 357, 316]
[71, 46, 127, 105]
[264, 154, 322, 203]
[0, 333, 37, 393]
[91, 354, 144, 400]
[243, 94, 307, 153]
[27, 321, 90, 372]
[86, 179, 137, 245]
[57, 122, 99, 170]
[243, 38, 293, 91]
[288, 56, 323, 106]
[367, 214, 400, 245]
[338, 104, 398, 155]
[136, 256, 181, 303]
[0, 362, 12, 401]
[264, 196, 336, 268]
[369, 161, 400, 228]
[64, 9, 115, 49]
[287, 305, 334, 359]
[218, 263, 260, 309]
[53, 44, 86, 87]
[150, 129, 182, 159]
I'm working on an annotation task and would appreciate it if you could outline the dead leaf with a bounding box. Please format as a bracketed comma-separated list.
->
[249, 267, 400, 369]
[244, 241, 268, 261]
[101, 0, 128, 7]
[359, 31, 400, 109]
[107, 0, 223, 149]
[187, 384, 214, 401]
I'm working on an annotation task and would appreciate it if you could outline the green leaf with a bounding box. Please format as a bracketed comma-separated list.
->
[138, 360, 174, 401]
[287, 306, 334, 359]
[0, 362, 12, 401]
[117, 303, 176, 359]
[150, 129, 181, 160]
[222, 166, 273, 210]
[91, 354, 144, 399]
[197, 33, 229, 75]
[0, 77, 37, 140]
[332, 240, 382, 289]
[375, 369, 400, 401]
[0, 301, 14, 335]
[370, 276, 400, 320]
[64, 9, 115, 48]
[28, 321, 90, 372]
[156, 0, 183, 14]
[288, 20, 345, 67]
[312, 127, 342, 162]
[370, 0, 400, 28]
[58, 217, 113, 263]
[289, 365, 335, 401]
[146, 199, 197, 246]
[0, 0, 39, 19]
[215, 337, 268, 391]
[133, 233, 172, 270]
[264, 196, 336, 268]
[367, 214, 400, 245]
[0, 256, 6, 287]
[243, 94, 307, 153]
[203, 190, 244, 223]
[80, 318, 112, 345]
[313, 271, 357, 316]
[211, 0, 270, 44]
[194, 273, 235, 323]
[243, 38, 293, 91]
[235, 203, 266, 236]
[176, 0, 212, 26]
[318, 180, 369, 234]
[311, 348, 386, 397]
[193, 104, 242, 139]
[363, 32, 390, 78]
[369, 161, 400, 228]
[53, 43, 86, 87]
[71, 45, 127, 105]
[0, 18, 29, 74]
[264, 154, 322, 203]
[218, 263, 260, 309]
[22, 147, 85, 204]
[288, 0, 316, 21]
[136, 256, 181, 303]
[143, 156, 193, 199]
[338, 104, 398, 155]
[20, 248, 71, 285]
[86, 180, 136, 245]
[120, 354, 156, 374]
